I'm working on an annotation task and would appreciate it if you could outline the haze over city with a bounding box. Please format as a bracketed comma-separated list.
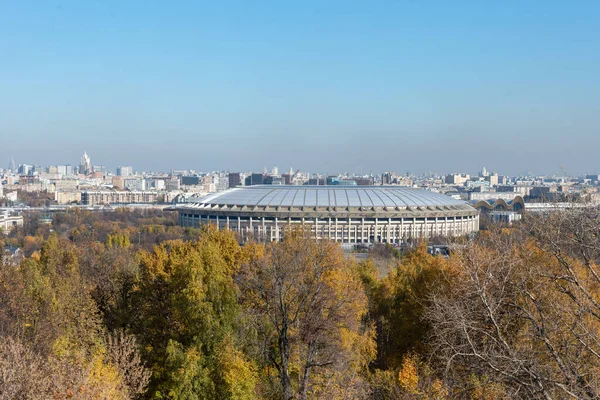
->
[5, 2, 600, 399]
[2, 1, 600, 175]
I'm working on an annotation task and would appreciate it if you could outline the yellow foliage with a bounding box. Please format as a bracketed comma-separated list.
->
[217, 337, 258, 400]
[431, 379, 449, 399]
[398, 353, 420, 394]
[87, 350, 128, 400]
[30, 250, 41, 262]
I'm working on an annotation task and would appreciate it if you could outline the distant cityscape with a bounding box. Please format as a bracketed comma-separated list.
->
[2, 151, 600, 208]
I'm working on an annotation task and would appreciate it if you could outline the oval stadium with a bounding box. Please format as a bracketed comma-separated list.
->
[175, 186, 479, 243]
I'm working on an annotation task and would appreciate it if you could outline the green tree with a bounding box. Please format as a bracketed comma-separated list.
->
[130, 226, 252, 399]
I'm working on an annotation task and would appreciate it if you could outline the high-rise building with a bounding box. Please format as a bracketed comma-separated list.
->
[228, 172, 241, 188]
[487, 173, 499, 186]
[250, 173, 264, 186]
[7, 158, 16, 173]
[381, 172, 396, 185]
[117, 166, 133, 176]
[18, 164, 33, 175]
[57, 165, 74, 176]
[79, 151, 92, 175]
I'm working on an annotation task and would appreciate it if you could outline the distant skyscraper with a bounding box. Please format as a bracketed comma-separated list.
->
[7, 158, 16, 173]
[18, 164, 33, 175]
[480, 166, 489, 178]
[117, 166, 133, 176]
[228, 172, 241, 188]
[57, 165, 74, 176]
[272, 166, 279, 176]
[250, 173, 264, 186]
[79, 151, 92, 175]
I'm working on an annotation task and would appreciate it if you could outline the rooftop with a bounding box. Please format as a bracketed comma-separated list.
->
[189, 185, 469, 209]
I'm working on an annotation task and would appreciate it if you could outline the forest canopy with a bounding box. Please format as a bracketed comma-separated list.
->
[2, 208, 600, 399]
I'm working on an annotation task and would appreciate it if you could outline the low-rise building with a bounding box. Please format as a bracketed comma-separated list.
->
[55, 191, 82, 204]
[81, 191, 159, 205]
[2, 244, 23, 265]
[489, 211, 522, 224]
[0, 213, 23, 233]
[445, 173, 470, 185]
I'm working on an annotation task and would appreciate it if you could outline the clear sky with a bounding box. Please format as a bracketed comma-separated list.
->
[1, 1, 599, 176]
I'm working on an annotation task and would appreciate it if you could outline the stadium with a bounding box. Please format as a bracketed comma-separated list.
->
[175, 186, 479, 243]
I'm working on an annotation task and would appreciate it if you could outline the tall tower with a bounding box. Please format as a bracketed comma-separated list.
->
[80, 151, 92, 175]
[8, 158, 16, 173]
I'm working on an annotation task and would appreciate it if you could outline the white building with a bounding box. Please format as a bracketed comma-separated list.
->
[117, 166, 133, 177]
[0, 213, 23, 234]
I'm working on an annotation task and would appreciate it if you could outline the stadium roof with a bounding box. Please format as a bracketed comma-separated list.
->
[186, 186, 469, 210]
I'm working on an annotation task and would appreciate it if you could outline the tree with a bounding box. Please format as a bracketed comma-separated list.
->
[106, 330, 151, 399]
[0, 235, 150, 400]
[357, 244, 455, 371]
[238, 231, 375, 399]
[130, 225, 251, 398]
[0, 336, 53, 400]
[427, 222, 600, 399]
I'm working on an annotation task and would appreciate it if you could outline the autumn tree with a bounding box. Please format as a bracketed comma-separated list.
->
[359, 244, 455, 371]
[427, 222, 600, 399]
[0, 234, 150, 399]
[238, 231, 375, 400]
[129, 225, 256, 399]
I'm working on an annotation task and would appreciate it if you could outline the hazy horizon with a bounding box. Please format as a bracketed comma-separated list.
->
[2, 1, 599, 176]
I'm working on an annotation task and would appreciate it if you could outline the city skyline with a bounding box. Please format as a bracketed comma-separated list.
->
[2, 1, 600, 174]
[0, 150, 595, 179]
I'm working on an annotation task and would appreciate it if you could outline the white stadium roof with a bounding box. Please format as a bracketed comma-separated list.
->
[183, 186, 471, 211]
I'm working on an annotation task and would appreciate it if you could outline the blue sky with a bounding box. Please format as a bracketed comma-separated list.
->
[1, 1, 599, 175]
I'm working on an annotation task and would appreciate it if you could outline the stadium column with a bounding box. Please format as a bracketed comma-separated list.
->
[413, 217, 417, 238]
[361, 218, 365, 244]
[333, 218, 337, 241]
[400, 218, 404, 242]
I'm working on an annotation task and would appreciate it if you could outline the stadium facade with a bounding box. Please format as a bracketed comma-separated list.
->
[175, 186, 479, 243]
